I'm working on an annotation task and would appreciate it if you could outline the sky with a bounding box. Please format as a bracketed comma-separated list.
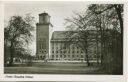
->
[4, 1, 88, 55]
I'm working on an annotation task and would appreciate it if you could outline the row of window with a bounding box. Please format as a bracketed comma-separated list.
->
[50, 59, 84, 61]
[51, 50, 83, 54]
[39, 50, 47, 53]
[52, 46, 79, 50]
[51, 55, 83, 58]
[51, 43, 79, 49]
[36, 55, 45, 59]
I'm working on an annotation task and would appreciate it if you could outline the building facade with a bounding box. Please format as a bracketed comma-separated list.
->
[50, 31, 85, 61]
[36, 12, 98, 61]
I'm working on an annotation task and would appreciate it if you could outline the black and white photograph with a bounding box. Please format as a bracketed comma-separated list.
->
[0, 81, 124, 82]
[4, 1, 123, 75]
[0, 81, 126, 82]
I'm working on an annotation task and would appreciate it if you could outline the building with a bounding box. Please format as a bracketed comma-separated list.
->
[36, 12, 53, 60]
[50, 31, 85, 61]
[36, 12, 99, 62]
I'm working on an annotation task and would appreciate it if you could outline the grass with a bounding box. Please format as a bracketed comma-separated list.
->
[4, 62, 107, 74]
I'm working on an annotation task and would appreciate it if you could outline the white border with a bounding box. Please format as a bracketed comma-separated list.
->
[0, 0, 128, 82]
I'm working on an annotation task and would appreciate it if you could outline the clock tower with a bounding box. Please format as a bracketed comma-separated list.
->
[36, 12, 53, 60]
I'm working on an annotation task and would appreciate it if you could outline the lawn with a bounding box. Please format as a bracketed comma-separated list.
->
[4, 62, 106, 74]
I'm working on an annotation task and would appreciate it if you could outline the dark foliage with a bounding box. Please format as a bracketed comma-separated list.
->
[64, 4, 123, 74]
[4, 14, 35, 66]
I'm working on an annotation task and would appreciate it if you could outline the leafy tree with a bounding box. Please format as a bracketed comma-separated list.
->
[4, 14, 35, 66]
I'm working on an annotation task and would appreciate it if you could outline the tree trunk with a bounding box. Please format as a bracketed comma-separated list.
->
[114, 4, 123, 74]
[9, 41, 14, 66]
[96, 29, 99, 64]
[85, 48, 90, 66]
[114, 5, 123, 57]
[99, 16, 104, 65]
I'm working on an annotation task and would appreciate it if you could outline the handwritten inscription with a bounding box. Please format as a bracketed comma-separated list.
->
[5, 75, 33, 78]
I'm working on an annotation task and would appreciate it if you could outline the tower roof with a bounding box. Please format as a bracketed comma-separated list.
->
[39, 12, 49, 16]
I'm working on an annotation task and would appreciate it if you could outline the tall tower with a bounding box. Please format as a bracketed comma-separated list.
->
[36, 12, 53, 60]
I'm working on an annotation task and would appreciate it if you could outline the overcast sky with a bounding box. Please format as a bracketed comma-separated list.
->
[4, 1, 88, 55]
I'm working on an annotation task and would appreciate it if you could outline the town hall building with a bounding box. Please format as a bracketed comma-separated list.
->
[36, 12, 96, 62]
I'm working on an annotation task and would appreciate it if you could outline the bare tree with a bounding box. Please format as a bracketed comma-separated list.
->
[88, 4, 123, 74]
[64, 4, 123, 74]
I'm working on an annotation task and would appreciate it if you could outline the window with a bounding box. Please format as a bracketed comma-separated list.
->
[56, 51, 58, 53]
[37, 55, 40, 59]
[72, 51, 74, 53]
[81, 55, 83, 58]
[72, 55, 74, 57]
[52, 51, 54, 53]
[81, 51, 83, 53]
[77, 51, 79, 53]
[56, 55, 58, 58]
[42, 51, 44, 53]
[52, 55, 54, 58]
[39, 41, 42, 49]
[42, 39, 46, 49]
[64, 55, 66, 58]
[40, 56, 42, 59]
[63, 51, 66, 53]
